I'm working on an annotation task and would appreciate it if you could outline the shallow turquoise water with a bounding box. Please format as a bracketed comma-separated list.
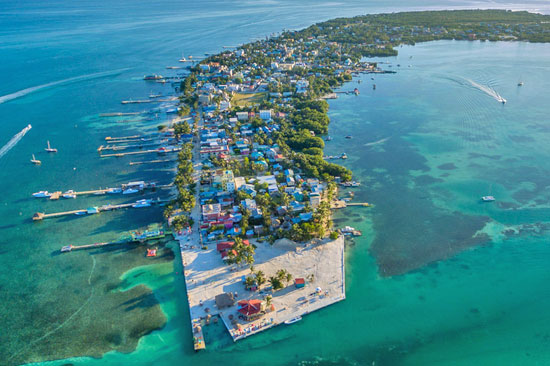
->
[2, 1, 550, 366]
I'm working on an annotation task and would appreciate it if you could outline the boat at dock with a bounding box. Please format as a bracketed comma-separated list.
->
[340, 181, 360, 187]
[284, 316, 302, 325]
[30, 154, 41, 165]
[107, 187, 122, 194]
[62, 190, 76, 199]
[45, 141, 57, 153]
[123, 188, 139, 194]
[340, 226, 362, 236]
[132, 199, 152, 208]
[144, 74, 163, 80]
[33, 191, 50, 198]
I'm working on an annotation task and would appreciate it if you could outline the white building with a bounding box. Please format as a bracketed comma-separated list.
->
[259, 109, 272, 120]
[236, 111, 249, 121]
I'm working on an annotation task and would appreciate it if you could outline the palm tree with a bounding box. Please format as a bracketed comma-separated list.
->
[285, 272, 293, 285]
[265, 295, 272, 307]
[245, 276, 256, 289]
[255, 270, 266, 287]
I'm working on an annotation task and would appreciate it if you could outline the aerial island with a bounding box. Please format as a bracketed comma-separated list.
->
[162, 10, 550, 350]
[15, 10, 550, 365]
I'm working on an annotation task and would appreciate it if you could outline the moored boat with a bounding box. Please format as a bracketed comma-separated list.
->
[30, 154, 41, 165]
[32, 191, 50, 198]
[62, 190, 76, 199]
[132, 199, 151, 208]
[284, 316, 302, 325]
[144, 74, 163, 80]
[45, 141, 57, 153]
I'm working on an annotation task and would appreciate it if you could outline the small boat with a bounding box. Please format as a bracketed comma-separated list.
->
[373, 84, 376, 90]
[74, 211, 86, 216]
[284, 316, 302, 325]
[481, 196, 495, 202]
[107, 187, 122, 194]
[93, 190, 106, 195]
[325, 136, 332, 141]
[133, 199, 152, 208]
[63, 190, 76, 199]
[144, 74, 163, 80]
[345, 135, 352, 139]
[341, 153, 348, 159]
[30, 154, 41, 165]
[45, 141, 57, 153]
[87, 207, 100, 214]
[60, 245, 73, 253]
[123, 188, 139, 195]
[518, 81, 524, 86]
[32, 191, 50, 198]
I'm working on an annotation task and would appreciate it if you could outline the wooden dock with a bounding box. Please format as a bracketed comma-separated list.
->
[32, 198, 167, 221]
[100, 147, 181, 158]
[129, 159, 175, 166]
[99, 112, 142, 117]
[121, 97, 177, 104]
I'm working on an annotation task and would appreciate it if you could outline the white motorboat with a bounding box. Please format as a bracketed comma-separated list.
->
[284, 316, 302, 325]
[63, 190, 76, 199]
[132, 199, 152, 208]
[481, 196, 495, 202]
[32, 191, 50, 198]
[123, 188, 139, 195]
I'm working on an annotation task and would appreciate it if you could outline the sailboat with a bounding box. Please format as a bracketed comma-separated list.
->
[30, 154, 41, 165]
[45, 141, 57, 153]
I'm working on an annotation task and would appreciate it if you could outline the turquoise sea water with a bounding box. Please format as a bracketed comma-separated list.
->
[2, 1, 550, 365]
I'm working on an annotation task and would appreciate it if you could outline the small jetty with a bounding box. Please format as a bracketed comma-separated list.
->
[32, 197, 168, 221]
[99, 112, 142, 117]
[32, 181, 161, 200]
[121, 97, 177, 104]
[60, 224, 168, 252]
[100, 146, 181, 158]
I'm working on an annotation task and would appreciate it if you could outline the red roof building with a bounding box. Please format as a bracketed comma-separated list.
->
[237, 299, 263, 320]
[217, 241, 234, 252]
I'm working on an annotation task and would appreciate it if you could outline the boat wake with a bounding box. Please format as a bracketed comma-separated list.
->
[0, 124, 32, 160]
[465, 78, 506, 104]
[364, 136, 390, 147]
[443, 74, 506, 104]
[0, 68, 130, 105]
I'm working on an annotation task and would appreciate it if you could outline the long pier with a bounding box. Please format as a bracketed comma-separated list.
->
[32, 198, 169, 221]
[121, 97, 178, 104]
[99, 112, 142, 117]
[100, 147, 181, 158]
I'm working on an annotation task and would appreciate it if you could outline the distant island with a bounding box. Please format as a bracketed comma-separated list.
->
[164, 9, 550, 350]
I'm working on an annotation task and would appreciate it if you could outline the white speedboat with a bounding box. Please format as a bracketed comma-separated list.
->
[123, 188, 139, 195]
[481, 196, 495, 202]
[33, 191, 50, 198]
[132, 199, 152, 208]
[284, 316, 302, 325]
[63, 190, 76, 199]
[107, 187, 122, 194]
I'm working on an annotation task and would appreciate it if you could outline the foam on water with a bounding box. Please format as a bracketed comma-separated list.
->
[0, 124, 31, 159]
